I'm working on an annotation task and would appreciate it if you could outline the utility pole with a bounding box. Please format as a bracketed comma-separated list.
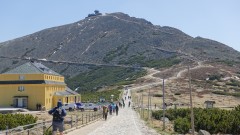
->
[188, 66, 195, 135]
[138, 95, 140, 108]
[138, 95, 141, 114]
[150, 90, 152, 121]
[141, 93, 144, 118]
[148, 89, 150, 120]
[162, 78, 165, 131]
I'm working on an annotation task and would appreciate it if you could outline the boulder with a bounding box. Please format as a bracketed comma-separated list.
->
[160, 117, 169, 122]
[198, 129, 211, 135]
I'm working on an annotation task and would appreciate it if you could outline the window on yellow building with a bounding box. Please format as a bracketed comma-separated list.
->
[18, 86, 25, 92]
[19, 75, 25, 80]
[66, 97, 68, 103]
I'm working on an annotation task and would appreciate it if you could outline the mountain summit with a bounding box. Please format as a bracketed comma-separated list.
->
[0, 12, 239, 77]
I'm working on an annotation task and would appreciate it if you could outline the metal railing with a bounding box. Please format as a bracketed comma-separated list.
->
[0, 111, 103, 135]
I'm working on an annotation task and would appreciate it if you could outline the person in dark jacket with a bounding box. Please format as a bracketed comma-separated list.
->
[48, 100, 67, 135]
[115, 104, 119, 116]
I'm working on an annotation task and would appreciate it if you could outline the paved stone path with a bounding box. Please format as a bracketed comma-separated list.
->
[67, 89, 159, 135]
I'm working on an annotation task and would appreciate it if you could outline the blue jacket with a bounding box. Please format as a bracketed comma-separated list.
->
[48, 101, 67, 122]
[48, 107, 67, 122]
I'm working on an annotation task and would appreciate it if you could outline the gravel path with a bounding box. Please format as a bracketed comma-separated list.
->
[67, 89, 160, 135]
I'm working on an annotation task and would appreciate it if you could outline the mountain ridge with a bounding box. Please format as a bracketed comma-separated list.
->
[0, 12, 239, 79]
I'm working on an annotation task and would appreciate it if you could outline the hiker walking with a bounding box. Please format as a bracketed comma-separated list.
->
[119, 102, 122, 108]
[108, 104, 112, 115]
[36, 104, 39, 110]
[128, 101, 131, 107]
[102, 105, 108, 120]
[48, 100, 67, 135]
[115, 104, 119, 116]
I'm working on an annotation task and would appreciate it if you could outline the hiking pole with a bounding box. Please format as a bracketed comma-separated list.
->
[44, 124, 52, 135]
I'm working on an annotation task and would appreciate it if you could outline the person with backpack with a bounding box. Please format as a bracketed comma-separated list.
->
[48, 100, 67, 135]
[102, 105, 108, 120]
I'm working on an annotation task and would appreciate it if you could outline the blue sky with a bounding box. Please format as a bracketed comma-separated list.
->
[1, 0, 240, 51]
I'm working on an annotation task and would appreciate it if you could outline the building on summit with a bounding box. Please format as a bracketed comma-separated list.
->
[0, 61, 80, 110]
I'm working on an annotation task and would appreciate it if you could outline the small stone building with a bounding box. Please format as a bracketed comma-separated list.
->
[204, 100, 216, 109]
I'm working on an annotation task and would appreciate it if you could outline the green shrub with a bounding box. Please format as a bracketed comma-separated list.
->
[212, 91, 240, 97]
[0, 114, 37, 130]
[153, 94, 163, 97]
[217, 60, 239, 67]
[174, 117, 190, 134]
[226, 79, 240, 87]
[136, 90, 144, 93]
[152, 106, 240, 134]
[208, 74, 223, 81]
[174, 92, 181, 95]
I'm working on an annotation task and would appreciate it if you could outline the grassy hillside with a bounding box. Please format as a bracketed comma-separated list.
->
[80, 90, 122, 102]
[119, 56, 181, 68]
[66, 66, 147, 92]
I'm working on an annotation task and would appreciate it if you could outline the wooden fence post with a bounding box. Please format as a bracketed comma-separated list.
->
[5, 125, 8, 135]
[43, 120, 46, 135]
[94, 111, 96, 120]
[76, 115, 78, 127]
[71, 115, 73, 128]
[82, 114, 84, 125]
[89, 111, 90, 122]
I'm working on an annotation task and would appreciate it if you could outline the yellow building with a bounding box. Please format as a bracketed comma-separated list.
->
[0, 61, 81, 110]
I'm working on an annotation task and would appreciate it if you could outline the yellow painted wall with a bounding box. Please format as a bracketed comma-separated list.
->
[44, 85, 66, 110]
[0, 84, 68, 110]
[0, 84, 45, 110]
[0, 74, 64, 82]
[0, 73, 81, 110]
[52, 95, 81, 108]
[44, 74, 64, 82]
[0, 74, 45, 81]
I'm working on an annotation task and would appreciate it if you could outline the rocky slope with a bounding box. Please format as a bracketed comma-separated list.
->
[0, 12, 239, 81]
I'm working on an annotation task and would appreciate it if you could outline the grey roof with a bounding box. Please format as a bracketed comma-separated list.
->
[4, 62, 61, 76]
[55, 87, 79, 96]
[204, 100, 216, 103]
[66, 87, 79, 95]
